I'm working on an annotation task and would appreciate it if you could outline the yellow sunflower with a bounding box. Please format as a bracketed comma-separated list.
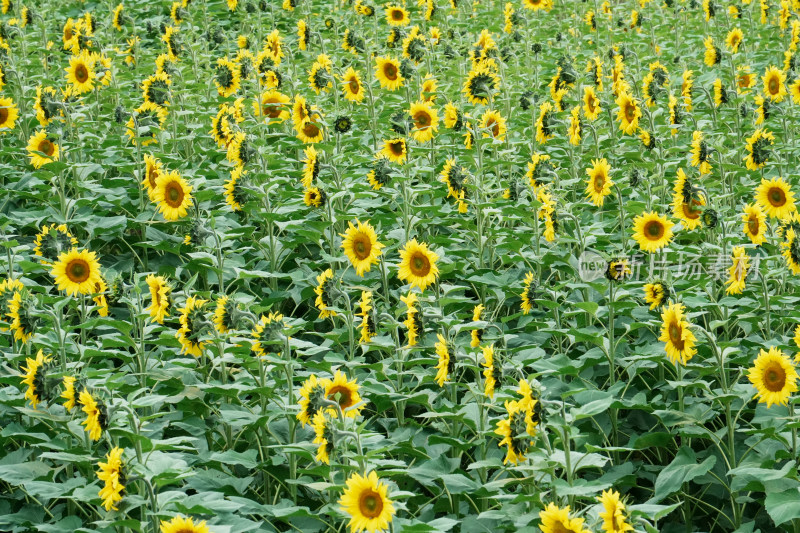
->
[659, 301, 697, 365]
[583, 86, 601, 121]
[539, 503, 590, 533]
[254, 90, 291, 124]
[51, 248, 103, 296]
[725, 27, 743, 53]
[61, 376, 77, 411]
[374, 56, 404, 91]
[598, 490, 634, 533]
[748, 347, 798, 407]
[381, 138, 407, 164]
[615, 91, 641, 135]
[479, 109, 506, 140]
[755, 177, 796, 220]
[97, 447, 125, 511]
[338, 471, 396, 533]
[146, 274, 170, 324]
[314, 268, 337, 318]
[153, 170, 193, 221]
[397, 238, 439, 291]
[176, 296, 208, 357]
[340, 219, 384, 276]
[725, 246, 750, 295]
[408, 100, 438, 143]
[496, 400, 537, 465]
[400, 291, 421, 347]
[385, 4, 410, 25]
[65, 50, 97, 94]
[643, 281, 668, 311]
[585, 158, 613, 207]
[160, 516, 210, 533]
[481, 344, 498, 398]
[341, 67, 365, 103]
[142, 154, 163, 201]
[26, 130, 59, 169]
[632, 211, 674, 253]
[763, 66, 787, 102]
[323, 370, 363, 418]
[312, 410, 334, 464]
[742, 203, 767, 245]
[79, 388, 104, 441]
[20, 350, 52, 410]
[0, 95, 19, 132]
[434, 333, 454, 387]
[690, 130, 711, 175]
[521, 271, 536, 314]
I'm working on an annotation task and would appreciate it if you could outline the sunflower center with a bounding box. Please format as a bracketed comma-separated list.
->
[683, 202, 701, 220]
[38, 139, 54, 156]
[349, 78, 360, 93]
[303, 122, 320, 138]
[625, 102, 636, 121]
[264, 100, 282, 118]
[353, 236, 371, 260]
[769, 78, 779, 94]
[67, 259, 91, 283]
[549, 522, 572, 533]
[359, 489, 384, 518]
[327, 385, 353, 408]
[0, 107, 8, 123]
[764, 363, 787, 392]
[165, 182, 184, 207]
[768, 187, 787, 207]
[414, 111, 431, 129]
[391, 9, 404, 20]
[593, 173, 606, 192]
[384, 64, 398, 80]
[75, 64, 89, 84]
[588, 96, 597, 112]
[410, 252, 431, 277]
[148, 167, 159, 189]
[644, 220, 665, 240]
[487, 118, 500, 137]
[389, 141, 404, 156]
[747, 216, 759, 235]
[668, 321, 685, 350]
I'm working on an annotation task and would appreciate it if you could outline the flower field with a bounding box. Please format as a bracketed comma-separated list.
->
[3, 0, 800, 531]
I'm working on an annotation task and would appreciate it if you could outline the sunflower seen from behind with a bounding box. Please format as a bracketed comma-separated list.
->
[20, 350, 51, 410]
[96, 447, 125, 511]
[597, 490, 634, 533]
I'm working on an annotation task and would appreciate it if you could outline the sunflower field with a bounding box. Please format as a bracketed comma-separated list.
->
[5, 0, 800, 531]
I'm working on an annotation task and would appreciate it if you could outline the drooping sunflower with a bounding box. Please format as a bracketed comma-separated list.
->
[755, 177, 796, 220]
[153, 171, 193, 221]
[341, 67, 365, 103]
[0, 95, 19, 132]
[434, 334, 455, 387]
[79, 388, 105, 441]
[400, 291, 422, 347]
[358, 290, 377, 343]
[690, 130, 711, 175]
[26, 130, 60, 169]
[585, 158, 613, 207]
[381, 137, 407, 164]
[521, 271, 536, 314]
[744, 128, 775, 171]
[20, 350, 51, 410]
[481, 344, 502, 399]
[643, 281, 669, 311]
[314, 268, 338, 319]
[112, 3, 125, 31]
[742, 203, 767, 245]
[312, 410, 335, 464]
[374, 56, 404, 91]
[176, 296, 209, 357]
[51, 248, 103, 296]
[408, 100, 438, 143]
[748, 347, 798, 407]
[341, 220, 384, 276]
[659, 301, 697, 366]
[339, 471, 396, 533]
[763, 66, 787, 102]
[725, 246, 750, 295]
[632, 211, 674, 253]
[397, 239, 439, 291]
[160, 516, 210, 533]
[615, 91, 641, 135]
[146, 274, 170, 324]
[598, 490, 634, 533]
[97, 447, 125, 512]
[61, 376, 77, 411]
[539, 503, 590, 533]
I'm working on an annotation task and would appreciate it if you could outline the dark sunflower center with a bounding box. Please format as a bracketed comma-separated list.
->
[487, 118, 499, 137]
[75, 64, 89, 83]
[625, 102, 636, 121]
[327, 385, 353, 408]
[264, 100, 281, 118]
[593, 173, 605, 192]
[303, 123, 320, 138]
[644, 220, 664, 240]
[550, 522, 571, 533]
[391, 9, 404, 20]
[769, 78, 779, 94]
[353, 236, 371, 259]
[67, 259, 90, 282]
[166, 182, 184, 207]
[349, 78, 360, 93]
[764, 363, 786, 392]
[683, 202, 701, 220]
[38, 139, 54, 156]
[668, 322, 685, 350]
[410, 253, 430, 276]
[747, 216, 759, 235]
[148, 167, 159, 188]
[414, 111, 431, 128]
[0, 108, 8, 123]
[359, 490, 383, 518]
[768, 187, 786, 207]
[389, 141, 404, 155]
[384, 64, 398, 80]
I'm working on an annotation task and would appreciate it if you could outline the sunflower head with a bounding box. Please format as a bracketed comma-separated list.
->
[748, 347, 799, 407]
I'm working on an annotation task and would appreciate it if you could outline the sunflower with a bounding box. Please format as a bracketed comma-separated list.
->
[176, 296, 209, 357]
[408, 100, 438, 143]
[213, 295, 238, 333]
[725, 246, 750, 295]
[341, 67, 365, 103]
[304, 186, 326, 207]
[79, 388, 105, 441]
[381, 137, 407, 164]
[160, 516, 210, 533]
[724, 27, 743, 54]
[33, 224, 77, 265]
[522, 0, 552, 10]
[374, 56, 404, 91]
[479, 109, 506, 140]
[385, 4, 410, 25]
[153, 171, 193, 221]
[398, 239, 439, 291]
[659, 301, 697, 366]
[744, 128, 775, 171]
[783, 228, 800, 275]
[112, 4, 125, 31]
[690, 130, 711, 175]
[25, 130, 59, 169]
[65, 50, 96, 94]
[443, 102, 463, 130]
[400, 291, 422, 347]
[0, 95, 19, 132]
[51, 248, 102, 296]
[585, 158, 613, 207]
[469, 304, 485, 348]
[339, 471, 396, 533]
[311, 410, 335, 464]
[323, 370, 363, 417]
[643, 281, 669, 310]
[308, 54, 333, 94]
[297, 119, 324, 144]
[61, 376, 77, 411]
[0, 277, 24, 331]
[632, 211, 674, 253]
[703, 36, 720, 66]
[434, 334, 455, 387]
[341, 220, 384, 276]
[97, 447, 125, 511]
[668, 94, 683, 134]
[763, 66, 787, 102]
[141, 154, 163, 201]
[748, 347, 798, 407]
[535, 101, 555, 144]
[791, 78, 800, 105]
[225, 166, 247, 212]
[297, 375, 327, 425]
[681, 70, 694, 111]
[358, 291, 377, 343]
[146, 274, 170, 324]
[756, 177, 797, 220]
[598, 490, 634, 533]
[615, 91, 641, 135]
[583, 86, 600, 121]
[742, 203, 767, 245]
[520, 271, 536, 314]
[126, 101, 168, 146]
[481, 344, 502, 399]
[672, 170, 706, 231]
[314, 268, 338, 318]
[539, 503, 590, 533]
[462, 64, 500, 105]
[496, 400, 536, 464]
[8, 291, 36, 343]
[20, 350, 51, 410]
